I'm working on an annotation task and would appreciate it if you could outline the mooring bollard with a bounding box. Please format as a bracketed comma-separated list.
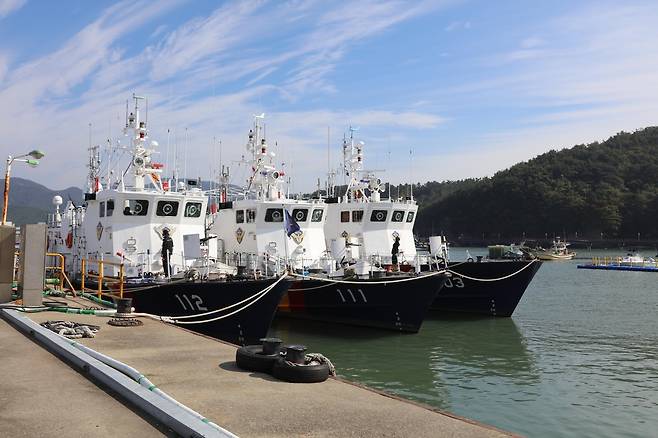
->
[115, 297, 133, 315]
[285, 345, 307, 364]
[260, 337, 283, 355]
[108, 297, 143, 327]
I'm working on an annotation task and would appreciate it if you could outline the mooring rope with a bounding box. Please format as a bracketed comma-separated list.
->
[163, 276, 285, 325]
[447, 259, 539, 282]
[159, 274, 288, 321]
[288, 270, 445, 285]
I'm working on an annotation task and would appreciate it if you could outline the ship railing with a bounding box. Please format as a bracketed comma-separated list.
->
[81, 258, 124, 299]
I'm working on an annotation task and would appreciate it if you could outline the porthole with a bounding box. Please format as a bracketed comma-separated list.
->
[156, 200, 179, 217]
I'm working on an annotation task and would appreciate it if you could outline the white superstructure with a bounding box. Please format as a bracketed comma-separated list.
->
[324, 129, 418, 267]
[47, 95, 207, 278]
[209, 116, 331, 273]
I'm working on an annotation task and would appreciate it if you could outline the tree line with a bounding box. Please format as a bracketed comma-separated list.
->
[411, 127, 658, 239]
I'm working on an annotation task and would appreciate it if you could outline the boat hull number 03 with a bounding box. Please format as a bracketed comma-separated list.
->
[444, 277, 465, 288]
[174, 294, 208, 311]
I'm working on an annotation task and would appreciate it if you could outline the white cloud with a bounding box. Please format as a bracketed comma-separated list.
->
[0, 0, 452, 190]
[444, 20, 470, 32]
[0, 0, 26, 19]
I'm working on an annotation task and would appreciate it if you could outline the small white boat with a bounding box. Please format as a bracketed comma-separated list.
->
[529, 239, 576, 261]
[621, 251, 656, 265]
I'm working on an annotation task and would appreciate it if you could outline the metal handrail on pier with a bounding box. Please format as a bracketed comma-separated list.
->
[46, 252, 77, 296]
[81, 258, 125, 299]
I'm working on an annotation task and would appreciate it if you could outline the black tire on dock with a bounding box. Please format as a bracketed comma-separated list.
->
[272, 359, 330, 383]
[235, 345, 280, 373]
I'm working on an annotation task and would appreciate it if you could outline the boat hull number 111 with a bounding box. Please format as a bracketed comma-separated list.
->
[174, 294, 208, 311]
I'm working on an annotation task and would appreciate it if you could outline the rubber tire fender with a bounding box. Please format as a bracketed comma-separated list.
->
[235, 345, 280, 373]
[272, 358, 330, 383]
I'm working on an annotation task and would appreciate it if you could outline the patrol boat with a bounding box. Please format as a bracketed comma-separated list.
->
[322, 129, 541, 317]
[208, 117, 446, 333]
[46, 95, 290, 344]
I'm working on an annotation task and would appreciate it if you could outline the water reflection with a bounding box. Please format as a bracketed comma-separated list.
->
[422, 316, 539, 383]
[269, 314, 539, 409]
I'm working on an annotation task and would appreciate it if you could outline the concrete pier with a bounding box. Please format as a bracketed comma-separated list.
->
[1, 303, 515, 437]
[0, 225, 15, 303]
[17, 223, 46, 306]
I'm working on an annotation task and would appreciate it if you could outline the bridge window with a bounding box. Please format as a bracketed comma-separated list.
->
[292, 208, 308, 222]
[340, 211, 350, 223]
[156, 200, 179, 217]
[123, 200, 149, 216]
[311, 208, 323, 222]
[406, 211, 415, 223]
[184, 202, 202, 218]
[99, 201, 105, 217]
[236, 210, 244, 223]
[265, 208, 283, 222]
[246, 208, 257, 223]
[352, 210, 364, 222]
[392, 210, 405, 222]
[106, 200, 114, 217]
[370, 210, 388, 222]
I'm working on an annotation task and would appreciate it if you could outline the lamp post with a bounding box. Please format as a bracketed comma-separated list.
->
[2, 150, 45, 225]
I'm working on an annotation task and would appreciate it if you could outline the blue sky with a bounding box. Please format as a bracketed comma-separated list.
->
[2, 0, 658, 191]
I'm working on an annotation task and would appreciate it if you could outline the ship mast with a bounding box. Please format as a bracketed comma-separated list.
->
[340, 127, 385, 203]
[86, 144, 101, 194]
[123, 94, 163, 192]
[244, 114, 285, 201]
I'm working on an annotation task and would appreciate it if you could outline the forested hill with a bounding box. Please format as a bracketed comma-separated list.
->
[414, 127, 658, 239]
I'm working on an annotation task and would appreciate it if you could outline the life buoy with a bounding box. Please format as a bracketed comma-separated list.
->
[467, 257, 474, 263]
[66, 232, 73, 249]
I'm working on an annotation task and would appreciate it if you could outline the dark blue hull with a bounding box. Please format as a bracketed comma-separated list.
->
[431, 260, 542, 317]
[277, 273, 446, 332]
[125, 278, 290, 345]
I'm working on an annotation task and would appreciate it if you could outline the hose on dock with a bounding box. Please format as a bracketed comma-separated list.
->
[0, 308, 233, 437]
[0, 303, 116, 316]
[68, 340, 235, 436]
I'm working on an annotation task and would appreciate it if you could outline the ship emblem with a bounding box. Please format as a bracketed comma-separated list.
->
[236, 227, 245, 244]
[291, 231, 304, 245]
[96, 222, 104, 240]
[392, 231, 400, 239]
[341, 231, 349, 238]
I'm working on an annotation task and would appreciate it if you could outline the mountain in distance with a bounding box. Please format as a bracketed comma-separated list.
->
[6, 177, 83, 225]
[413, 127, 658, 239]
[4, 177, 244, 225]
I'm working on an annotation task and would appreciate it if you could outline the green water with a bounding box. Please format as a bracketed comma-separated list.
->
[269, 249, 658, 437]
